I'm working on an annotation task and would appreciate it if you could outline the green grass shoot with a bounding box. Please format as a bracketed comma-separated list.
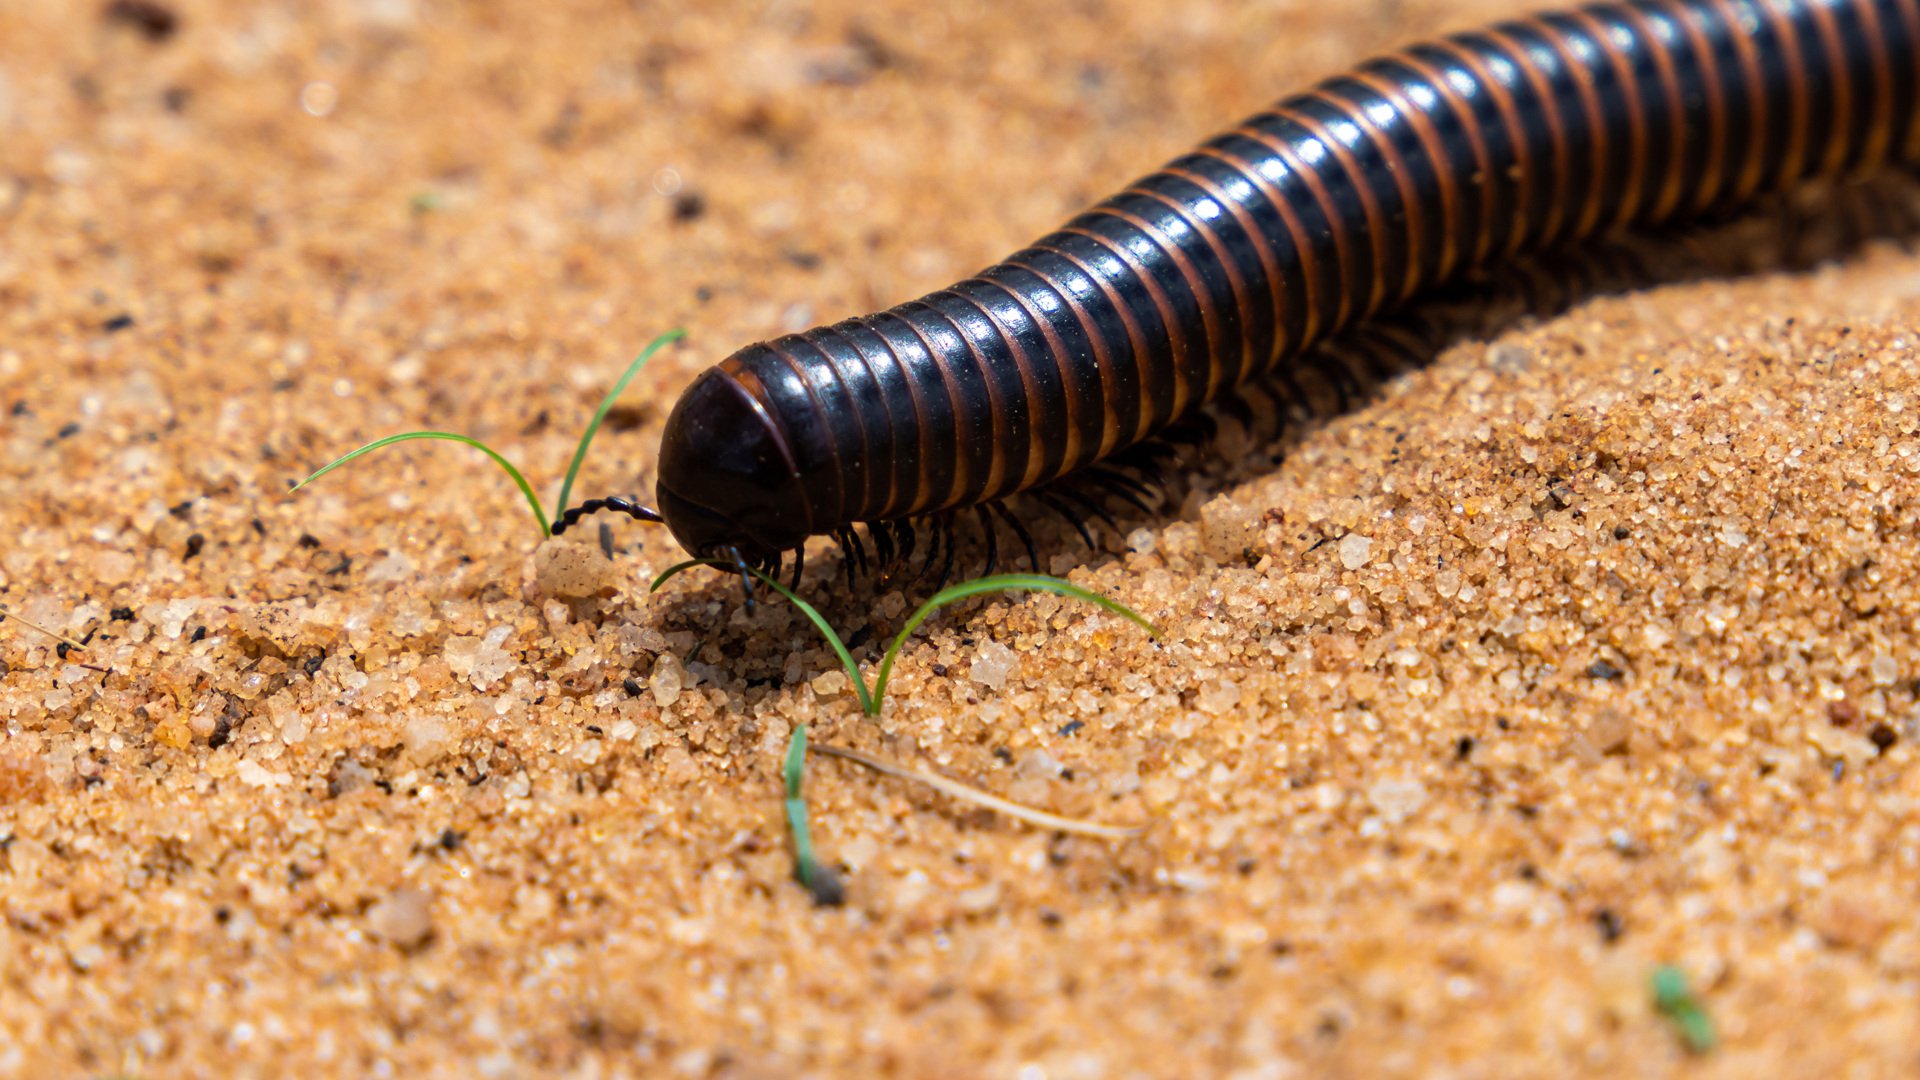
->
[871, 573, 1158, 709]
[288, 330, 683, 542]
[290, 431, 550, 538]
[784, 724, 843, 905]
[1652, 965, 1716, 1053]
[555, 328, 685, 522]
[652, 562, 1157, 716]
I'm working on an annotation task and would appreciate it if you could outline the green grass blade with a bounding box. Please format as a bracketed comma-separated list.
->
[649, 558, 718, 593]
[747, 569, 873, 714]
[785, 723, 809, 801]
[554, 329, 684, 526]
[870, 573, 1157, 714]
[290, 431, 548, 538]
[783, 724, 818, 885]
[1652, 965, 1716, 1053]
[784, 724, 843, 905]
[649, 558, 874, 713]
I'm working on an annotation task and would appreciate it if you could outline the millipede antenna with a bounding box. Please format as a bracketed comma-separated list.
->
[550, 496, 665, 536]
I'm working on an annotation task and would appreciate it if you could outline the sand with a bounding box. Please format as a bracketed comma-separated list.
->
[3, 0, 1919, 1076]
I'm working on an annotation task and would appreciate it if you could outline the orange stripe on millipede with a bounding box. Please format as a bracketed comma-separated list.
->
[1095, 204, 1228, 407]
[1272, 104, 1396, 320]
[802, 329, 885, 517]
[1893, 0, 1920, 160]
[1430, 38, 1539, 257]
[1019, 246, 1160, 446]
[1127, 184, 1260, 394]
[1306, 87, 1430, 305]
[1846, 0, 1895, 173]
[890, 312, 974, 512]
[980, 279, 1086, 483]
[1002, 260, 1125, 459]
[1394, 52, 1499, 267]
[1191, 144, 1327, 351]
[1615, 3, 1695, 220]
[755, 345, 851, 520]
[949, 288, 1051, 494]
[922, 299, 1014, 503]
[1059, 223, 1200, 423]
[1348, 68, 1462, 284]
[1482, 26, 1575, 246]
[1566, 9, 1651, 231]
[1753, 0, 1812, 186]
[1697, 0, 1770, 202]
[1801, 0, 1855, 178]
[852, 320, 932, 519]
[1225, 124, 1357, 332]
[1524, 16, 1616, 238]
[1161, 163, 1293, 376]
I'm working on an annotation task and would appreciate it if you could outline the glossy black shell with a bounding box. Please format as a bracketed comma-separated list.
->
[657, 0, 1920, 560]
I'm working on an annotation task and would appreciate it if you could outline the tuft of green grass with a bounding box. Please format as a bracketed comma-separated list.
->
[1652, 965, 1717, 1053]
[657, 558, 1155, 896]
[784, 724, 844, 906]
[289, 329, 682, 542]
[651, 564, 1157, 716]
[669, 569, 1154, 898]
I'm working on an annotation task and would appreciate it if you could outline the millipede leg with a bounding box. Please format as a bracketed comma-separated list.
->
[847, 526, 870, 579]
[788, 544, 805, 592]
[932, 515, 956, 593]
[871, 522, 895, 574]
[975, 505, 1000, 576]
[1057, 487, 1119, 532]
[834, 529, 857, 590]
[1099, 466, 1158, 504]
[727, 546, 757, 611]
[994, 503, 1040, 572]
[1088, 469, 1155, 515]
[1304, 351, 1355, 412]
[895, 519, 918, 569]
[914, 515, 947, 587]
[1033, 491, 1096, 550]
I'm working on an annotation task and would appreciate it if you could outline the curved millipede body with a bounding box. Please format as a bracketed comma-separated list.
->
[567, 0, 1920, 575]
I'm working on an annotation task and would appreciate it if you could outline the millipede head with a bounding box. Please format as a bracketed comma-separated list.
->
[656, 366, 815, 563]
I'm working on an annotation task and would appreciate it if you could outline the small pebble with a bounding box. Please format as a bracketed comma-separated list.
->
[533, 536, 618, 598]
[366, 889, 434, 949]
[968, 640, 1017, 691]
[1338, 532, 1373, 570]
[650, 653, 685, 707]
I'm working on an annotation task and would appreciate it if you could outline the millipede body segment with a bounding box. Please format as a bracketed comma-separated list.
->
[637, 0, 1918, 567]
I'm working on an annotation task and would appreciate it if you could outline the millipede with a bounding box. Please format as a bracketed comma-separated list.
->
[553, 0, 1920, 592]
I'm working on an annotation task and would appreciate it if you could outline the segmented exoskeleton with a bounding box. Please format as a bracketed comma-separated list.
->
[554, 0, 1920, 592]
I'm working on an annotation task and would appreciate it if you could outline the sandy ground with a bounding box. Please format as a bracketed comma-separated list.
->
[4, 0, 1920, 1076]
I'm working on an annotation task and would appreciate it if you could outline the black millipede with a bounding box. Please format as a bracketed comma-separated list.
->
[552, 0, 1920, 592]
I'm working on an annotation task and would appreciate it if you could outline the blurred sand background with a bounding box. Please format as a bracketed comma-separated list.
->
[3, 0, 1919, 1076]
